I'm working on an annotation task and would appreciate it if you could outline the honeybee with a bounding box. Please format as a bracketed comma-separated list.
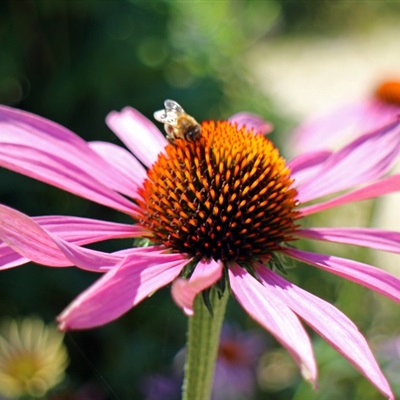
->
[154, 99, 201, 143]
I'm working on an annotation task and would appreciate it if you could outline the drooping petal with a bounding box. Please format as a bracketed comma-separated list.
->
[89, 141, 147, 191]
[297, 117, 400, 203]
[256, 267, 394, 400]
[228, 112, 273, 135]
[288, 150, 332, 187]
[297, 227, 400, 254]
[0, 216, 143, 270]
[35, 215, 145, 245]
[284, 248, 400, 304]
[58, 251, 188, 330]
[171, 259, 223, 316]
[0, 241, 29, 270]
[298, 175, 400, 216]
[228, 263, 317, 384]
[0, 106, 138, 214]
[0, 204, 122, 271]
[292, 100, 400, 155]
[106, 106, 167, 169]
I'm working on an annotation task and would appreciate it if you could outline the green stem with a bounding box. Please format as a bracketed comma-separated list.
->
[182, 287, 229, 400]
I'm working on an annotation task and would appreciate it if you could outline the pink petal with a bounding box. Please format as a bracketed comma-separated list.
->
[297, 227, 400, 254]
[171, 259, 223, 316]
[35, 215, 144, 245]
[58, 251, 188, 330]
[284, 248, 400, 304]
[297, 117, 400, 203]
[0, 242, 29, 270]
[113, 245, 167, 257]
[0, 204, 122, 271]
[228, 263, 317, 384]
[257, 267, 394, 400]
[106, 107, 167, 168]
[299, 175, 400, 216]
[0, 106, 138, 214]
[0, 143, 138, 215]
[292, 100, 400, 155]
[0, 216, 143, 270]
[288, 150, 332, 187]
[228, 112, 273, 135]
[89, 141, 147, 191]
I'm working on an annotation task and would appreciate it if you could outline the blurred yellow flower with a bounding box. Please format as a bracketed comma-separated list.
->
[0, 316, 68, 399]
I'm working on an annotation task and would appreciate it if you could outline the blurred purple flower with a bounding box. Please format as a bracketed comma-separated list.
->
[212, 324, 265, 399]
[142, 324, 265, 400]
[142, 373, 182, 400]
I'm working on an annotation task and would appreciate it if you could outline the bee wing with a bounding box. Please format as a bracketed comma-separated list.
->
[153, 109, 168, 123]
[164, 99, 185, 114]
[154, 99, 185, 125]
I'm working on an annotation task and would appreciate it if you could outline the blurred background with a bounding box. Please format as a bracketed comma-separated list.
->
[1, 1, 400, 399]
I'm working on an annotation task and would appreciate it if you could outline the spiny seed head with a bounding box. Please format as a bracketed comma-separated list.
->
[136, 120, 299, 262]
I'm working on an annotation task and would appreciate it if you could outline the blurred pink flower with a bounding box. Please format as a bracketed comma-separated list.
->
[1, 103, 400, 398]
[292, 79, 400, 154]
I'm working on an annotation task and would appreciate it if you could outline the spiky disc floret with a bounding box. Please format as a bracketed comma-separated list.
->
[137, 120, 299, 262]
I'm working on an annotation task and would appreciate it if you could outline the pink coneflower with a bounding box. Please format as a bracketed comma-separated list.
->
[292, 79, 400, 154]
[1, 102, 400, 398]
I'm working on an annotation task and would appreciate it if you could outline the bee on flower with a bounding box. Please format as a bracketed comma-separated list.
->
[154, 99, 202, 143]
